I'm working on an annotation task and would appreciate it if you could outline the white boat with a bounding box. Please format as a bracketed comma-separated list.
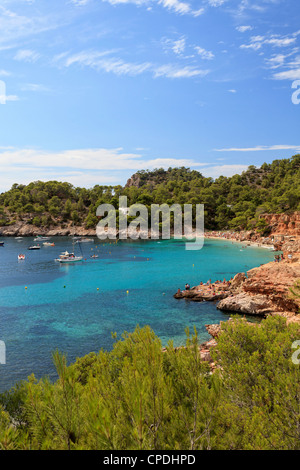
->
[57, 227, 84, 263]
[56, 251, 83, 263]
[43, 242, 55, 246]
[28, 245, 41, 250]
[58, 255, 83, 263]
[18, 254, 25, 260]
[34, 236, 50, 241]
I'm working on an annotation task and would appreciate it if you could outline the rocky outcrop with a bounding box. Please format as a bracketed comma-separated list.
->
[125, 174, 142, 188]
[174, 272, 247, 303]
[175, 254, 300, 321]
[218, 293, 277, 315]
[230, 272, 246, 291]
[0, 221, 97, 237]
[261, 212, 300, 237]
[205, 324, 221, 338]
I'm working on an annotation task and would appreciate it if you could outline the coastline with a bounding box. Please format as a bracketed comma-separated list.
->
[176, 231, 300, 325]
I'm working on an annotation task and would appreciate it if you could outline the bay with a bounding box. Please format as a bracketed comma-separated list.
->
[0, 236, 274, 391]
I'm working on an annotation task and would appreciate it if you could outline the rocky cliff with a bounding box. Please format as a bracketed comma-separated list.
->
[217, 258, 300, 322]
[175, 255, 300, 323]
[0, 221, 96, 237]
[261, 211, 300, 237]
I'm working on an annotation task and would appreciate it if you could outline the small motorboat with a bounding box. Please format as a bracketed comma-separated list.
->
[56, 251, 83, 263]
[76, 238, 94, 243]
[34, 236, 50, 241]
[0, 241, 4, 247]
[28, 245, 41, 250]
[90, 254, 99, 259]
[43, 242, 55, 246]
[55, 251, 83, 263]
[18, 254, 25, 260]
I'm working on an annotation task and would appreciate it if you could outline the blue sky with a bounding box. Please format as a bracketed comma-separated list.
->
[0, 0, 300, 191]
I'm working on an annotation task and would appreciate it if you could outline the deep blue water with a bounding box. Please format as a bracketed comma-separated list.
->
[0, 236, 275, 391]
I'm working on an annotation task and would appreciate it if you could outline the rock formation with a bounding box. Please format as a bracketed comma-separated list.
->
[175, 257, 300, 322]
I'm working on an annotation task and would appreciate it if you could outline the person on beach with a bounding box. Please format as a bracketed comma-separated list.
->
[185, 283, 190, 291]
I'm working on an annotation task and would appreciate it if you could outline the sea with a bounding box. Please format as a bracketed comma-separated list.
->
[0, 236, 275, 392]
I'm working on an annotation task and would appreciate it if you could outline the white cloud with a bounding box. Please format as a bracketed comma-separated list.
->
[70, 0, 91, 5]
[0, 6, 63, 47]
[236, 25, 253, 33]
[158, 0, 190, 15]
[240, 33, 298, 51]
[0, 147, 208, 172]
[0, 145, 259, 190]
[101, 0, 203, 16]
[207, 0, 227, 6]
[153, 64, 209, 78]
[273, 68, 300, 80]
[20, 83, 51, 92]
[0, 146, 218, 190]
[63, 51, 152, 76]
[0, 94, 19, 102]
[60, 49, 210, 79]
[0, 70, 11, 77]
[195, 46, 214, 60]
[214, 145, 300, 152]
[271, 54, 300, 80]
[14, 49, 41, 63]
[202, 164, 248, 178]
[173, 37, 186, 55]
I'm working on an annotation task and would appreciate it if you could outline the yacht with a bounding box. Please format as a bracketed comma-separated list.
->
[56, 251, 83, 263]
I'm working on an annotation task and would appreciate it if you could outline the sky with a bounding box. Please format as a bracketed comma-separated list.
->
[0, 0, 300, 191]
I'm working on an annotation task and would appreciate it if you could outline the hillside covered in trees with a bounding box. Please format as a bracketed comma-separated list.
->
[0, 155, 299, 233]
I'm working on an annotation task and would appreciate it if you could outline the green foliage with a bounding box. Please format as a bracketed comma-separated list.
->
[0, 155, 300, 231]
[213, 316, 300, 450]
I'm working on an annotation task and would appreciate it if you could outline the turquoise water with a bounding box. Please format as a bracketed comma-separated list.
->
[0, 236, 274, 391]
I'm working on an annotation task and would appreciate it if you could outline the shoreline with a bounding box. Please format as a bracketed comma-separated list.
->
[204, 231, 276, 251]
[176, 231, 300, 325]
[204, 235, 275, 251]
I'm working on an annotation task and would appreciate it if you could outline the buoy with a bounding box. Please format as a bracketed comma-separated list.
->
[97, 288, 99, 291]
[64, 285, 66, 288]
[126, 290, 129, 294]
[25, 286, 27, 289]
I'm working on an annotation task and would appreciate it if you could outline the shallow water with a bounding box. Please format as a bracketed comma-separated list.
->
[0, 236, 274, 391]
